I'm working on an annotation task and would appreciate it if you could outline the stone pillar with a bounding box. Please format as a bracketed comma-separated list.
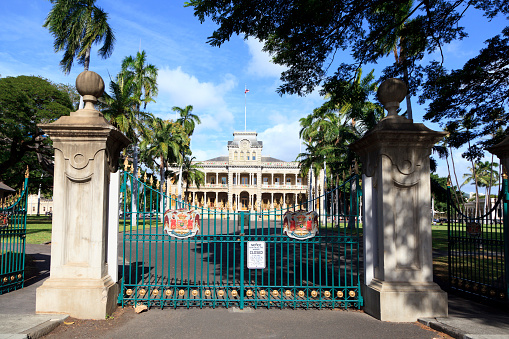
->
[36, 71, 129, 319]
[350, 78, 447, 322]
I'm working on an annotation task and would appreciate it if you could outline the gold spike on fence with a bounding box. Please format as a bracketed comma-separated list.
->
[447, 176, 452, 187]
[124, 157, 129, 171]
[162, 182, 166, 192]
[25, 165, 29, 178]
[156, 179, 160, 190]
[149, 175, 153, 186]
[137, 167, 141, 179]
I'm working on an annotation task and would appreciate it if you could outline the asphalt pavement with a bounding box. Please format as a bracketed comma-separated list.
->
[1, 243, 509, 339]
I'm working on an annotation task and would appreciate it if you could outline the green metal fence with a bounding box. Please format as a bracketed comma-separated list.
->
[118, 170, 362, 310]
[446, 176, 509, 303]
[0, 172, 29, 295]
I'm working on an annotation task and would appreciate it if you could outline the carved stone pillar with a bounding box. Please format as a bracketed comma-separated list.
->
[36, 71, 129, 319]
[350, 78, 447, 322]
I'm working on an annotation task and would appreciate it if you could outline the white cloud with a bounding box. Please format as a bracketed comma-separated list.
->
[258, 120, 302, 162]
[156, 66, 236, 132]
[245, 38, 287, 78]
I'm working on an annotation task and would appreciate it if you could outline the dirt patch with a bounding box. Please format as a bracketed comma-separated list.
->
[43, 306, 135, 338]
[415, 321, 455, 339]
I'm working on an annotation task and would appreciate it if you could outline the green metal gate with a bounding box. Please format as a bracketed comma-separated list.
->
[0, 170, 29, 295]
[118, 167, 362, 309]
[446, 175, 509, 303]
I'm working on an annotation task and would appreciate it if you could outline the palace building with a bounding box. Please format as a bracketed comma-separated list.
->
[170, 131, 310, 211]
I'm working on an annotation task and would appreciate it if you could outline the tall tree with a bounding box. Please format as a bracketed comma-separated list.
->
[298, 69, 383, 182]
[43, 0, 115, 74]
[118, 50, 158, 210]
[120, 50, 158, 112]
[140, 117, 189, 187]
[173, 105, 201, 136]
[0, 76, 73, 184]
[172, 105, 201, 202]
[420, 27, 509, 157]
[173, 156, 205, 202]
[186, 0, 507, 100]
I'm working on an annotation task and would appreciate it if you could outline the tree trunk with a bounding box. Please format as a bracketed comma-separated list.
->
[449, 145, 464, 211]
[78, 47, 91, 110]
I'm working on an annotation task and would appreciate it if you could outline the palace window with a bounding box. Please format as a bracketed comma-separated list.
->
[247, 154, 250, 160]
[275, 177, 280, 183]
[297, 178, 302, 184]
[254, 177, 257, 185]
[286, 178, 291, 185]
[221, 177, 227, 184]
[252, 152, 256, 160]
[211, 177, 215, 184]
[263, 177, 268, 183]
[234, 152, 238, 160]
[241, 177, 248, 185]
[240, 152, 244, 160]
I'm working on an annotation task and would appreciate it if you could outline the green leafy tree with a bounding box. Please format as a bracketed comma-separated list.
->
[43, 0, 115, 74]
[420, 27, 509, 159]
[117, 50, 158, 208]
[172, 105, 201, 201]
[186, 0, 507, 101]
[298, 69, 383, 188]
[0, 76, 73, 189]
[140, 118, 189, 188]
[120, 50, 158, 112]
[173, 156, 205, 201]
[173, 105, 201, 136]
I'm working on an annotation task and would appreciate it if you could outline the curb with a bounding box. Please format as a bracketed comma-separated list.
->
[418, 318, 465, 339]
[21, 315, 68, 339]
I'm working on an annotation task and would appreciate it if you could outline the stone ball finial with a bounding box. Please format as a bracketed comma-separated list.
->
[76, 71, 105, 111]
[377, 78, 407, 117]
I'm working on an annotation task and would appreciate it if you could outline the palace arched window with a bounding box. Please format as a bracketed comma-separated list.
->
[252, 152, 256, 160]
[240, 152, 244, 160]
[234, 151, 238, 160]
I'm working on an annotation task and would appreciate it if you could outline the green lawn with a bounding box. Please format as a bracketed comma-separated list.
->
[25, 216, 161, 244]
[26, 216, 53, 244]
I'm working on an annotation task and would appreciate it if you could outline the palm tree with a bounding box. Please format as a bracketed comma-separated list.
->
[119, 50, 158, 209]
[120, 50, 158, 111]
[43, 0, 115, 75]
[173, 156, 204, 205]
[173, 105, 201, 136]
[140, 118, 189, 187]
[462, 160, 499, 217]
[172, 105, 201, 202]
[298, 68, 383, 184]
[102, 77, 141, 141]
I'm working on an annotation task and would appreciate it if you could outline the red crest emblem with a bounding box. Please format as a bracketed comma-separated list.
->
[164, 209, 201, 239]
[283, 210, 318, 240]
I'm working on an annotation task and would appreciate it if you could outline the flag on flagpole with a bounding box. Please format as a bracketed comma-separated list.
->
[244, 89, 250, 94]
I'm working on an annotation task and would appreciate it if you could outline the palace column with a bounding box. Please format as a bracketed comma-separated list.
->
[36, 71, 130, 319]
[228, 169, 233, 211]
[350, 78, 447, 322]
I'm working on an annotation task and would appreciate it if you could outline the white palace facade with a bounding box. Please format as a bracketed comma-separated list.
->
[170, 131, 309, 211]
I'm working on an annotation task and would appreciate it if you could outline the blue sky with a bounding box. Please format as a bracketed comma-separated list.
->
[1, 1, 507, 193]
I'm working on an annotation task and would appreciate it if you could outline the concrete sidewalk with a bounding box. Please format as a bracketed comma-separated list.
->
[1, 244, 508, 339]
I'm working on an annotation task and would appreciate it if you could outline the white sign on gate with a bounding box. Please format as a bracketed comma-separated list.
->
[247, 241, 266, 269]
